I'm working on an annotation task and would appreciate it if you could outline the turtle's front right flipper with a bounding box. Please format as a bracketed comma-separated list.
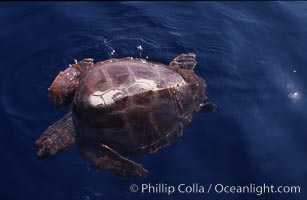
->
[35, 112, 75, 158]
[78, 143, 148, 178]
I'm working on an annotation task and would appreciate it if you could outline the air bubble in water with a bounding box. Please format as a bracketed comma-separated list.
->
[137, 45, 143, 50]
[288, 91, 301, 102]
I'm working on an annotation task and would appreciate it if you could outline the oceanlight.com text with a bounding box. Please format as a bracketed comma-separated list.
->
[130, 183, 301, 196]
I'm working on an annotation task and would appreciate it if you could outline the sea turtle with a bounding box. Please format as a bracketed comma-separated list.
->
[35, 53, 216, 177]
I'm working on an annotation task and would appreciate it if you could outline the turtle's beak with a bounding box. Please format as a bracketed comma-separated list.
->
[48, 85, 68, 106]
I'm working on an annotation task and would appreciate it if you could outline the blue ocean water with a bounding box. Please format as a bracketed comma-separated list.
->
[0, 2, 306, 200]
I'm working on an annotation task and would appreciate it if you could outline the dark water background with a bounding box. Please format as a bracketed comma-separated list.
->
[0, 2, 306, 200]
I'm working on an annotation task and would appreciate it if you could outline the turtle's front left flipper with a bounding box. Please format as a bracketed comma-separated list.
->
[78, 143, 148, 178]
[35, 112, 75, 157]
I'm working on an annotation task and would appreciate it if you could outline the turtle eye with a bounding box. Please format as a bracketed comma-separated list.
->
[83, 58, 94, 63]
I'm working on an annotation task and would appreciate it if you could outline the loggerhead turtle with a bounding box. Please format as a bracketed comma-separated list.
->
[35, 53, 216, 177]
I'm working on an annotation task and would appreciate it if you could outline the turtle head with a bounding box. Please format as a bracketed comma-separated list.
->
[48, 58, 94, 106]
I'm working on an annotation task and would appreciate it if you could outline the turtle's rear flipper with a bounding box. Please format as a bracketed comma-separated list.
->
[78, 143, 148, 178]
[170, 53, 197, 70]
[35, 112, 75, 158]
[200, 102, 217, 112]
